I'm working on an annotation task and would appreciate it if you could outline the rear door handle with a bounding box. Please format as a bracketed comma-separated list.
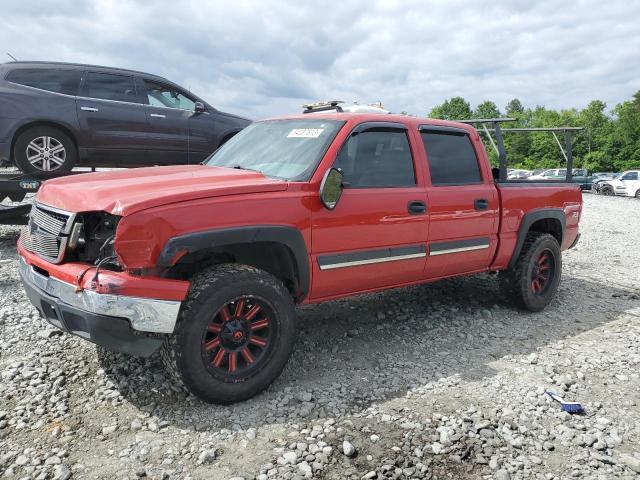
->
[408, 200, 427, 215]
[150, 113, 166, 119]
[80, 106, 99, 112]
[474, 198, 489, 211]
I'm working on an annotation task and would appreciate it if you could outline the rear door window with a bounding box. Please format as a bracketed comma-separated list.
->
[420, 130, 482, 185]
[6, 68, 82, 96]
[82, 72, 139, 103]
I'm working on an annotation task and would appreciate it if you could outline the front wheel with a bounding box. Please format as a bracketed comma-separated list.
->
[161, 264, 297, 404]
[500, 232, 562, 312]
[635, 189, 640, 199]
[601, 185, 614, 196]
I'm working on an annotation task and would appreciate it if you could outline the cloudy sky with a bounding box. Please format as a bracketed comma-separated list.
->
[1, 0, 639, 119]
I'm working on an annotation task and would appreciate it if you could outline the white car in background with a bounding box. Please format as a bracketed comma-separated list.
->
[608, 170, 640, 198]
[528, 168, 567, 181]
[507, 169, 532, 179]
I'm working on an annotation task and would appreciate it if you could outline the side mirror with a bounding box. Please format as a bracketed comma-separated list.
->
[194, 101, 206, 113]
[320, 168, 344, 209]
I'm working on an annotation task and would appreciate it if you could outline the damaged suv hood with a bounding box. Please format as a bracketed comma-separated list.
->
[36, 165, 288, 216]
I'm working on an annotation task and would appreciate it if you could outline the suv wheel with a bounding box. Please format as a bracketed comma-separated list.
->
[161, 264, 296, 404]
[500, 232, 562, 312]
[13, 126, 77, 173]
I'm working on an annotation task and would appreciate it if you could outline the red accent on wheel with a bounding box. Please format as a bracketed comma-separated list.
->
[207, 324, 222, 333]
[249, 336, 267, 347]
[250, 319, 269, 331]
[228, 351, 237, 372]
[201, 297, 273, 377]
[241, 347, 254, 364]
[212, 348, 225, 367]
[530, 249, 554, 295]
[219, 305, 231, 322]
[234, 299, 245, 317]
[244, 304, 261, 321]
[204, 338, 220, 351]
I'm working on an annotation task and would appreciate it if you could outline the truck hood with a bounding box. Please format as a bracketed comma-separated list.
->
[36, 165, 288, 216]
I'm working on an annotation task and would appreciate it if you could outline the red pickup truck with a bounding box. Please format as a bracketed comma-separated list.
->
[18, 112, 582, 403]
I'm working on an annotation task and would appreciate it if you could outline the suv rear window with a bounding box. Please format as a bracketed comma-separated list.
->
[82, 72, 138, 103]
[6, 68, 82, 96]
[421, 131, 482, 185]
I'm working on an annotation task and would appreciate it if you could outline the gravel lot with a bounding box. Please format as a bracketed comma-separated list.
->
[1, 193, 639, 480]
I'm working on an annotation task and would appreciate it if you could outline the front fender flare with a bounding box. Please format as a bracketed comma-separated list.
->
[157, 225, 310, 301]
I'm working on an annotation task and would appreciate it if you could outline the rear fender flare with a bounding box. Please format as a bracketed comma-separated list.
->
[157, 225, 310, 301]
[508, 209, 566, 269]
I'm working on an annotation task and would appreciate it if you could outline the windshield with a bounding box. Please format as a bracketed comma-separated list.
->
[205, 119, 345, 180]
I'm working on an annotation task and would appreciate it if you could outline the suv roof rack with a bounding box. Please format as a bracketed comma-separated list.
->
[302, 100, 344, 114]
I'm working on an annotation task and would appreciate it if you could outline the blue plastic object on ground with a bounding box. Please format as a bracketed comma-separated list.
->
[545, 390, 585, 414]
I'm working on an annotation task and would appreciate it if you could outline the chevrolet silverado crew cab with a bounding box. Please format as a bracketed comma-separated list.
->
[18, 112, 582, 403]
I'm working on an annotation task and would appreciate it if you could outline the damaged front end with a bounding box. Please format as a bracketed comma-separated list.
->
[21, 203, 122, 270]
[18, 204, 189, 355]
[64, 211, 122, 269]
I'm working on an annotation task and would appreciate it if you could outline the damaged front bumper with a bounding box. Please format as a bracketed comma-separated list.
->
[19, 258, 183, 356]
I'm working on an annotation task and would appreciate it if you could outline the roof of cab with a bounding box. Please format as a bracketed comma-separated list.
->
[261, 112, 478, 135]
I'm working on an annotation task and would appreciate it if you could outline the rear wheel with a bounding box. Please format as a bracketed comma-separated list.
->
[161, 264, 296, 404]
[13, 126, 77, 173]
[500, 232, 562, 312]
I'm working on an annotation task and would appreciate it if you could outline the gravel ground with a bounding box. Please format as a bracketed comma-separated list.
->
[1, 193, 639, 480]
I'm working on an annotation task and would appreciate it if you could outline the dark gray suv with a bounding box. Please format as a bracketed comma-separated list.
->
[0, 61, 250, 173]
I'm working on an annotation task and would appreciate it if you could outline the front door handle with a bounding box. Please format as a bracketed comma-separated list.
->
[80, 106, 99, 112]
[150, 113, 166, 119]
[474, 198, 489, 211]
[408, 200, 427, 215]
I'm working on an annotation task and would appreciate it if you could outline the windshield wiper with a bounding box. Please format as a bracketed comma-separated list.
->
[228, 164, 261, 173]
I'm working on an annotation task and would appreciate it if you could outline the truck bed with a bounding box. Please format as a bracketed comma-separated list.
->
[491, 181, 582, 270]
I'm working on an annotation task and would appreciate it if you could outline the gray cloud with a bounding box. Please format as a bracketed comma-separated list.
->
[1, 0, 639, 118]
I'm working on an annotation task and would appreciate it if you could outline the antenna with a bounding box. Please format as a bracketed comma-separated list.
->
[7, 52, 18, 61]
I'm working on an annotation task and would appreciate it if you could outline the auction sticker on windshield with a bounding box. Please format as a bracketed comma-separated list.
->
[287, 128, 324, 138]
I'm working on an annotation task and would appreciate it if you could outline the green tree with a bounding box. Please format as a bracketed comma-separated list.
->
[424, 92, 640, 172]
[505, 98, 525, 118]
[429, 96, 472, 120]
[582, 151, 613, 172]
[473, 101, 501, 119]
[609, 91, 640, 170]
[577, 100, 610, 154]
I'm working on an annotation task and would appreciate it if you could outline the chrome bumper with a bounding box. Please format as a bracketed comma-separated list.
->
[19, 258, 180, 334]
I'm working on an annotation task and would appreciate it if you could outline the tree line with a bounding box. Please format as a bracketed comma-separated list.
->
[427, 91, 640, 172]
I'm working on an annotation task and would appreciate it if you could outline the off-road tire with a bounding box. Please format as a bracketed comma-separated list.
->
[160, 263, 297, 404]
[13, 126, 77, 173]
[500, 232, 562, 312]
